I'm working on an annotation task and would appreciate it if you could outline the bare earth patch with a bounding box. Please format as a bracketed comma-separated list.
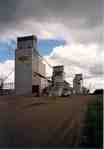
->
[0, 95, 96, 148]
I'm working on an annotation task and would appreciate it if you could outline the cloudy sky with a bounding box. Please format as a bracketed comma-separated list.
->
[0, 0, 103, 91]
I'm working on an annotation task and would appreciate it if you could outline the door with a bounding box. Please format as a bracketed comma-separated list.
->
[32, 85, 40, 96]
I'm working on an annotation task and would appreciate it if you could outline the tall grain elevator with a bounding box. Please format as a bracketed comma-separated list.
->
[50, 65, 65, 96]
[73, 74, 83, 94]
[15, 35, 46, 95]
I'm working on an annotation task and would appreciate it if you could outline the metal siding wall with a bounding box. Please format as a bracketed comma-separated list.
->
[15, 49, 32, 95]
[32, 51, 40, 86]
[32, 52, 46, 92]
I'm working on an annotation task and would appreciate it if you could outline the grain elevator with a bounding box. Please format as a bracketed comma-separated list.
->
[15, 35, 47, 95]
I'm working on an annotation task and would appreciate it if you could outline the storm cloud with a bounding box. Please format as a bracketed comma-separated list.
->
[0, 0, 103, 90]
[0, 0, 103, 43]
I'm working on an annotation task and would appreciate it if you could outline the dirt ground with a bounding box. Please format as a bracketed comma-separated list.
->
[0, 95, 96, 148]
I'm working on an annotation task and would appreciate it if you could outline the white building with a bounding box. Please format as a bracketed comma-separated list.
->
[73, 74, 83, 94]
[50, 65, 65, 96]
[15, 35, 47, 95]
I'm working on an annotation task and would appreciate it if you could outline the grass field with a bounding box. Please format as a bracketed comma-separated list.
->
[80, 95, 103, 148]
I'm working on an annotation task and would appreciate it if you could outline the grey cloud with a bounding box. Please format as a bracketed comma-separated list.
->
[0, 0, 102, 28]
[50, 53, 104, 78]
[0, 0, 103, 45]
[0, 0, 21, 33]
[89, 63, 104, 76]
[0, 0, 103, 89]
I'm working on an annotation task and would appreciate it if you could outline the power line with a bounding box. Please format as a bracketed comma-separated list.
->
[6, 44, 102, 85]
[3, 69, 14, 82]
[2, 48, 53, 84]
[65, 74, 103, 79]
[35, 49, 53, 69]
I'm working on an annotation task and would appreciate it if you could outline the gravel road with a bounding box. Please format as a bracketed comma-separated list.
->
[0, 95, 96, 148]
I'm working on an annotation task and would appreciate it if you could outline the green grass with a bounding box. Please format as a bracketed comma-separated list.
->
[80, 95, 103, 148]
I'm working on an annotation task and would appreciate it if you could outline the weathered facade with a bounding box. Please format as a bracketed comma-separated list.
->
[73, 74, 83, 94]
[50, 65, 65, 96]
[15, 35, 47, 95]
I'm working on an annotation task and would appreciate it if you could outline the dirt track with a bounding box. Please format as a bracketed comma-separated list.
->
[0, 95, 96, 148]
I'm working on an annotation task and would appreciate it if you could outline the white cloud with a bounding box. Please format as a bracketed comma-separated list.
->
[0, 42, 103, 92]
[44, 43, 104, 92]
[0, 60, 14, 83]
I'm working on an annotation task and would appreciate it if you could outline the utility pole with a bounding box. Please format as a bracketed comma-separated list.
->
[0, 78, 4, 95]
